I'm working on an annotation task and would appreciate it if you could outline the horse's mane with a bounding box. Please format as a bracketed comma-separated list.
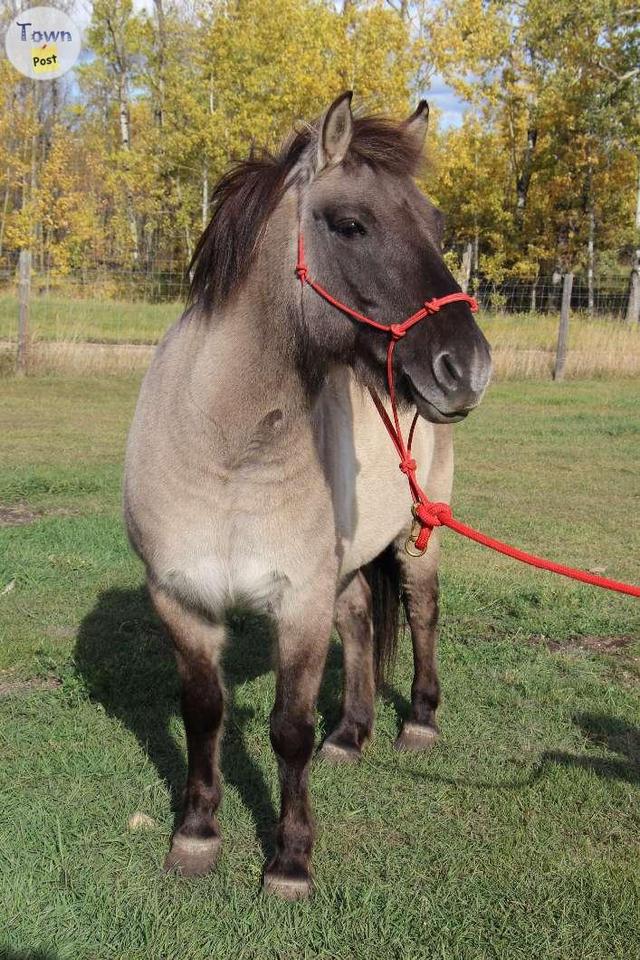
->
[188, 114, 424, 311]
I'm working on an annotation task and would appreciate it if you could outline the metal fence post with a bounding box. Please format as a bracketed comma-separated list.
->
[16, 250, 32, 375]
[553, 271, 573, 381]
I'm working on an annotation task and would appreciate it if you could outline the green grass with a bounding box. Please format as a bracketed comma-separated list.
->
[0, 377, 639, 959]
[0, 293, 180, 344]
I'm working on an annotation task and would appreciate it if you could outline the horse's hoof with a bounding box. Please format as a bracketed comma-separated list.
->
[163, 835, 221, 877]
[394, 722, 439, 752]
[263, 871, 313, 901]
[318, 739, 361, 764]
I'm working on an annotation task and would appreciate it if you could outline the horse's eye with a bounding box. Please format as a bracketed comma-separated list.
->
[333, 218, 366, 238]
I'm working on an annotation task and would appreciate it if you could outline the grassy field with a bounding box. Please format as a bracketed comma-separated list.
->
[1, 292, 640, 380]
[0, 376, 639, 960]
[0, 293, 180, 345]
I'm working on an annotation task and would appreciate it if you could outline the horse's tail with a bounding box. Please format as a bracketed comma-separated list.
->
[363, 544, 402, 689]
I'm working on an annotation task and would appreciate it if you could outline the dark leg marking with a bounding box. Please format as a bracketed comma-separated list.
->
[264, 608, 333, 900]
[395, 548, 441, 752]
[320, 572, 375, 763]
[149, 583, 225, 876]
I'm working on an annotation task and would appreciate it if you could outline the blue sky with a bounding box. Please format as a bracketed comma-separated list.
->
[427, 75, 466, 129]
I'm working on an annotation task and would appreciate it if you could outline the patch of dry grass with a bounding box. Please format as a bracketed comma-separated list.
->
[482, 313, 640, 380]
[23, 339, 154, 376]
[1, 301, 639, 379]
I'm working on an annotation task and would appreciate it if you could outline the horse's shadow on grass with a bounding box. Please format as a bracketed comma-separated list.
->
[0, 949, 58, 960]
[543, 712, 640, 786]
[74, 586, 351, 861]
[396, 709, 640, 790]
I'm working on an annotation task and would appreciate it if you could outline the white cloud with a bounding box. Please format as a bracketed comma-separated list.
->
[426, 73, 467, 129]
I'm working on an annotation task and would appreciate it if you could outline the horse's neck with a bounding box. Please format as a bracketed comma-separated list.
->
[187, 295, 314, 465]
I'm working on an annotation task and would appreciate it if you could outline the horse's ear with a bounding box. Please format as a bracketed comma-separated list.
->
[317, 91, 354, 170]
[403, 100, 429, 151]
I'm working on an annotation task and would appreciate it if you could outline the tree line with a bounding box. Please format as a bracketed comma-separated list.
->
[0, 0, 638, 316]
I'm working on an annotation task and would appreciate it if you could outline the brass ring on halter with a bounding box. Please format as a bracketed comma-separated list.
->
[404, 534, 427, 558]
[404, 511, 427, 557]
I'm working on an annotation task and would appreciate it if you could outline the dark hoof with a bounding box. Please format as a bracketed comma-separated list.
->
[163, 835, 221, 877]
[263, 870, 313, 901]
[318, 739, 361, 764]
[394, 722, 439, 752]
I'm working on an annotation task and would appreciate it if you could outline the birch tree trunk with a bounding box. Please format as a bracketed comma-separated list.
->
[105, 10, 139, 263]
[202, 162, 209, 232]
[625, 161, 640, 323]
[153, 0, 166, 131]
[117, 75, 139, 262]
[587, 208, 595, 314]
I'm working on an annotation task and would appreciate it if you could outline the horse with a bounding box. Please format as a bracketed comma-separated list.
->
[123, 91, 492, 900]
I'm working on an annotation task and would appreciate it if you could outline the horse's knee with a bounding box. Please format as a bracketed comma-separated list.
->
[180, 661, 224, 733]
[335, 572, 372, 633]
[270, 708, 315, 769]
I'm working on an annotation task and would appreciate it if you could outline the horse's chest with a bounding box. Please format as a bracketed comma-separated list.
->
[140, 469, 333, 617]
[166, 526, 287, 614]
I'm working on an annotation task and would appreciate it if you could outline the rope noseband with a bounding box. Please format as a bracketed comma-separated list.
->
[295, 231, 640, 598]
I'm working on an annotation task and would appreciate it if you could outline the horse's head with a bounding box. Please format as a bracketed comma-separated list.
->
[294, 92, 491, 423]
[188, 92, 491, 423]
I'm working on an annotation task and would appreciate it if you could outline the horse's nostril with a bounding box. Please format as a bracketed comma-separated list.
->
[442, 354, 459, 381]
[434, 351, 462, 388]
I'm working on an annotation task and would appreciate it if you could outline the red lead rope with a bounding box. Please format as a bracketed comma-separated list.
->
[296, 232, 640, 598]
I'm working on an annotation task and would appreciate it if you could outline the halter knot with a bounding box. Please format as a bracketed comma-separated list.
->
[423, 298, 441, 315]
[389, 323, 406, 340]
[399, 457, 417, 475]
[414, 500, 453, 529]
[295, 263, 308, 282]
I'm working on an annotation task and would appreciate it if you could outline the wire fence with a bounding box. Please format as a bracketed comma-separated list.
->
[474, 275, 634, 317]
[0, 263, 190, 304]
[1, 254, 639, 380]
[0, 260, 636, 316]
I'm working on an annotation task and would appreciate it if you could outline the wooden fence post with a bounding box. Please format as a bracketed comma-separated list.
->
[553, 271, 573, 381]
[16, 249, 32, 375]
[625, 248, 640, 324]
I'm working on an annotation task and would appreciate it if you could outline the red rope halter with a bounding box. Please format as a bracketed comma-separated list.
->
[295, 232, 640, 598]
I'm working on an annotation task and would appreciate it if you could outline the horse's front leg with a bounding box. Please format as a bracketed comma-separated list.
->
[263, 578, 335, 900]
[149, 582, 225, 876]
[394, 540, 441, 751]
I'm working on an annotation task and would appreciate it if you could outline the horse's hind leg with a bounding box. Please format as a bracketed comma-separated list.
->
[394, 539, 441, 752]
[149, 582, 225, 876]
[319, 571, 375, 763]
